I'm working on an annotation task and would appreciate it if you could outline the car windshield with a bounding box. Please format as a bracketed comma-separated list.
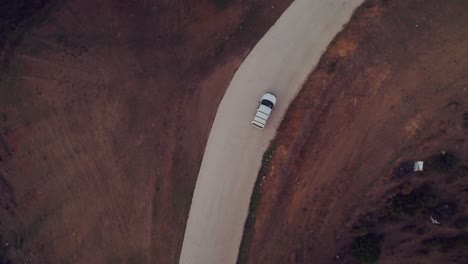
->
[261, 99, 274, 109]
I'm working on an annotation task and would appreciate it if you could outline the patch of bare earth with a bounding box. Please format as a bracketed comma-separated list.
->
[0, 0, 293, 263]
[244, 0, 468, 263]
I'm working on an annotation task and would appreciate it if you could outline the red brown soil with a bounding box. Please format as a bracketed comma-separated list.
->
[245, 0, 468, 263]
[0, 0, 293, 263]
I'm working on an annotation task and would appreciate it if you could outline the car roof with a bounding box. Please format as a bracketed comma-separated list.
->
[261, 92, 277, 105]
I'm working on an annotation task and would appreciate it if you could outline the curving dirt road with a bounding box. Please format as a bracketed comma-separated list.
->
[179, 0, 364, 263]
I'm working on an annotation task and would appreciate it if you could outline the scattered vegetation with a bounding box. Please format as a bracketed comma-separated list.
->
[431, 201, 458, 221]
[428, 151, 459, 172]
[327, 59, 339, 74]
[352, 233, 382, 264]
[51, 32, 88, 57]
[453, 216, 468, 230]
[422, 234, 468, 253]
[237, 145, 276, 264]
[400, 224, 425, 235]
[210, 0, 231, 9]
[445, 100, 461, 112]
[0, 0, 57, 48]
[392, 160, 414, 178]
[388, 182, 438, 219]
[125, 252, 146, 264]
[258, 145, 275, 184]
[349, 149, 467, 262]
[399, 182, 413, 195]
[446, 171, 464, 184]
[13, 233, 24, 250]
[463, 111, 468, 128]
[0, 237, 13, 264]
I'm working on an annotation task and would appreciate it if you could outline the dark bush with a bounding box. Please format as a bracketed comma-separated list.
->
[351, 224, 370, 236]
[422, 234, 468, 253]
[453, 216, 468, 229]
[0, 238, 12, 264]
[210, 0, 231, 9]
[391, 192, 424, 217]
[389, 183, 438, 218]
[429, 152, 459, 172]
[421, 193, 439, 208]
[400, 182, 413, 195]
[463, 111, 468, 128]
[430, 201, 457, 221]
[392, 161, 414, 178]
[0, 0, 52, 46]
[401, 224, 417, 231]
[327, 59, 339, 73]
[401, 224, 425, 235]
[415, 248, 429, 255]
[352, 233, 381, 264]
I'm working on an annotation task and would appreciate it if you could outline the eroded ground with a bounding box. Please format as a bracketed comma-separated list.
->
[0, 0, 293, 263]
[244, 0, 468, 263]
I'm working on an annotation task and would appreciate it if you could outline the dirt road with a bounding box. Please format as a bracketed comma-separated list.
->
[179, 1, 364, 263]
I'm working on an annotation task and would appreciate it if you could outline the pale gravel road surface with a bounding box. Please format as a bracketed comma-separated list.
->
[179, 0, 364, 263]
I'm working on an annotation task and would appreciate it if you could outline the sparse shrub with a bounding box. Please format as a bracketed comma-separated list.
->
[416, 227, 426, 235]
[447, 165, 468, 184]
[13, 233, 23, 249]
[351, 225, 369, 236]
[391, 192, 423, 217]
[401, 224, 425, 235]
[352, 233, 381, 264]
[389, 183, 438, 218]
[445, 100, 461, 112]
[238, 145, 275, 263]
[415, 248, 429, 255]
[419, 183, 439, 208]
[327, 59, 338, 73]
[352, 213, 379, 235]
[0, 0, 54, 47]
[459, 165, 468, 176]
[423, 236, 448, 251]
[453, 216, 468, 229]
[210, 0, 231, 9]
[400, 182, 413, 195]
[463, 111, 468, 128]
[363, 1, 375, 9]
[430, 201, 457, 221]
[421, 193, 439, 208]
[446, 175, 459, 184]
[401, 224, 416, 231]
[0, 238, 12, 264]
[392, 161, 414, 178]
[429, 151, 459, 172]
[422, 234, 468, 253]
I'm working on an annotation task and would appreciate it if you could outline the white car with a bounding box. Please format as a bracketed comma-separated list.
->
[251, 92, 277, 130]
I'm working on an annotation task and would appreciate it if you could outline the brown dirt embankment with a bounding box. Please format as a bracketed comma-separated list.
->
[245, 0, 468, 263]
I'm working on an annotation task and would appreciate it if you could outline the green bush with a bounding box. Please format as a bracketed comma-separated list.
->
[352, 233, 382, 264]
